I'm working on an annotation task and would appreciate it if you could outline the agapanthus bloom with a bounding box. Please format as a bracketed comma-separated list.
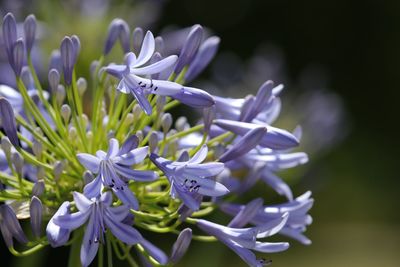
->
[0, 11, 313, 267]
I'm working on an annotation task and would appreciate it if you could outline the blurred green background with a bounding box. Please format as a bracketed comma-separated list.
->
[1, 0, 399, 266]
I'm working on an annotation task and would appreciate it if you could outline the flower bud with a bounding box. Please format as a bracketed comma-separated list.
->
[1, 136, 12, 158]
[11, 39, 25, 77]
[36, 167, 45, 181]
[60, 36, 75, 85]
[71, 35, 81, 59]
[49, 50, 62, 73]
[104, 19, 130, 54]
[77, 77, 87, 96]
[136, 130, 143, 143]
[174, 25, 203, 74]
[170, 228, 192, 264]
[149, 132, 158, 153]
[48, 69, 60, 93]
[132, 27, 144, 55]
[203, 105, 215, 133]
[175, 116, 188, 132]
[61, 104, 71, 123]
[21, 67, 34, 90]
[30, 196, 43, 238]
[2, 13, 17, 61]
[156, 95, 166, 114]
[155, 36, 164, 54]
[12, 152, 24, 176]
[53, 161, 65, 181]
[0, 98, 19, 148]
[24, 14, 37, 54]
[185, 36, 220, 82]
[32, 139, 43, 158]
[161, 113, 172, 134]
[32, 180, 45, 196]
[56, 84, 66, 105]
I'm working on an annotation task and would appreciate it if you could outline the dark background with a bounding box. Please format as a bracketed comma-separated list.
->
[1, 0, 399, 266]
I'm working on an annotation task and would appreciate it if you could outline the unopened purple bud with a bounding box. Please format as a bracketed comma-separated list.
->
[24, 14, 37, 54]
[219, 126, 267, 162]
[172, 86, 215, 108]
[30, 196, 43, 238]
[60, 37, 75, 85]
[149, 132, 158, 153]
[56, 84, 66, 105]
[12, 152, 23, 175]
[2, 13, 17, 61]
[239, 95, 255, 122]
[161, 113, 172, 134]
[150, 52, 163, 80]
[132, 27, 144, 55]
[71, 35, 81, 60]
[21, 67, 34, 89]
[185, 36, 220, 82]
[118, 21, 130, 53]
[155, 36, 164, 54]
[32, 180, 45, 196]
[104, 19, 130, 54]
[0, 204, 28, 245]
[170, 228, 192, 264]
[203, 105, 216, 133]
[0, 97, 19, 148]
[174, 25, 203, 74]
[11, 39, 25, 77]
[49, 50, 62, 73]
[241, 81, 274, 122]
[48, 69, 60, 93]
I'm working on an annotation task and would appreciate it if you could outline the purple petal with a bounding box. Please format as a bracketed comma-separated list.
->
[113, 146, 148, 166]
[0, 204, 28, 244]
[181, 162, 225, 177]
[132, 55, 177, 75]
[104, 213, 143, 245]
[141, 238, 168, 265]
[80, 212, 99, 267]
[113, 165, 158, 181]
[53, 211, 90, 230]
[107, 205, 130, 222]
[172, 86, 215, 108]
[113, 187, 139, 210]
[106, 138, 119, 159]
[228, 198, 264, 228]
[174, 25, 203, 73]
[118, 135, 139, 156]
[219, 127, 267, 163]
[83, 175, 102, 199]
[260, 168, 293, 200]
[77, 153, 101, 173]
[174, 175, 229, 197]
[134, 31, 155, 67]
[46, 202, 71, 247]
[253, 241, 289, 253]
[73, 192, 93, 211]
[188, 144, 208, 164]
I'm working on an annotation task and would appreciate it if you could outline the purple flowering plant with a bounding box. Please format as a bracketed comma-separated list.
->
[0, 12, 313, 267]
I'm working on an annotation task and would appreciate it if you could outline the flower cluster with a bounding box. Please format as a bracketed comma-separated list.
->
[0, 12, 313, 267]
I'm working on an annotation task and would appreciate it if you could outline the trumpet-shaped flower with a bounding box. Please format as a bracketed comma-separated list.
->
[50, 192, 142, 267]
[150, 145, 229, 210]
[105, 31, 214, 115]
[77, 138, 158, 209]
[221, 192, 314, 245]
[197, 213, 289, 267]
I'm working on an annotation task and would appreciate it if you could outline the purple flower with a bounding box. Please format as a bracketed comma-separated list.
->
[221, 192, 314, 245]
[150, 145, 229, 210]
[50, 192, 142, 267]
[105, 31, 214, 115]
[197, 213, 289, 267]
[77, 138, 158, 209]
